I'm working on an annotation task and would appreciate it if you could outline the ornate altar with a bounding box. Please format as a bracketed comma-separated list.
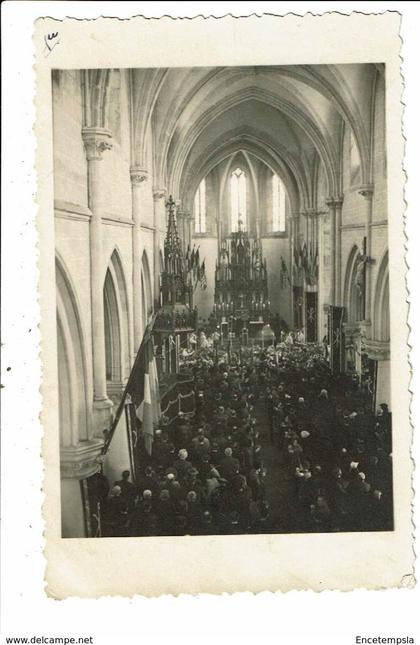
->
[214, 221, 271, 338]
[154, 196, 197, 382]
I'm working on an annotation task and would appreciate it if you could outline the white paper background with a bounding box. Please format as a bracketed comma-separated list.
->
[2, 1, 419, 643]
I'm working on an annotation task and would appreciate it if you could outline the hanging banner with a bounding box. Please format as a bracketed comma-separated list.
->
[328, 305, 345, 374]
[160, 378, 196, 426]
[293, 286, 303, 329]
[102, 314, 159, 457]
[362, 352, 379, 412]
[305, 291, 318, 342]
[80, 471, 111, 538]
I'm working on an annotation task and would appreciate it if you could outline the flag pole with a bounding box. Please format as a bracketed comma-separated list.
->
[101, 312, 157, 455]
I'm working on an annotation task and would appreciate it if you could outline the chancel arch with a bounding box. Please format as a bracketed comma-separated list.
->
[160, 76, 340, 198]
[181, 132, 303, 219]
[170, 91, 336, 202]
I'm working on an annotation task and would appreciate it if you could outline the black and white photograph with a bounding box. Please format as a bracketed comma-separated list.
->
[4, 0, 420, 645]
[3, 4, 419, 640]
[11, 9, 411, 600]
[53, 63, 393, 540]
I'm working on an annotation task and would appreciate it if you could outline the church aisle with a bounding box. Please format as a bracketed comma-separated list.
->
[255, 399, 297, 534]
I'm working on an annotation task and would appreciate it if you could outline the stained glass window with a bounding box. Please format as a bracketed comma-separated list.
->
[272, 175, 286, 233]
[230, 168, 247, 232]
[194, 178, 206, 233]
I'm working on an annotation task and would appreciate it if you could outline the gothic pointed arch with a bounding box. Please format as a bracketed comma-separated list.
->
[103, 248, 131, 385]
[180, 128, 303, 215]
[218, 151, 257, 235]
[55, 255, 90, 446]
[373, 251, 390, 342]
[343, 245, 364, 323]
[81, 69, 113, 129]
[169, 89, 338, 199]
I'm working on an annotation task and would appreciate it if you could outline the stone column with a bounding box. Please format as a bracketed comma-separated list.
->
[60, 439, 105, 537]
[175, 201, 186, 252]
[289, 211, 300, 329]
[82, 126, 113, 429]
[153, 188, 166, 307]
[130, 167, 148, 351]
[326, 196, 344, 306]
[358, 185, 374, 325]
[287, 213, 295, 331]
[334, 197, 344, 306]
[185, 212, 193, 250]
[179, 210, 193, 252]
[216, 215, 222, 253]
[311, 209, 324, 339]
[177, 209, 184, 251]
[363, 338, 391, 408]
[326, 197, 336, 305]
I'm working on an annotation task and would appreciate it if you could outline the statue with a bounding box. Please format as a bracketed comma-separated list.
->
[199, 330, 209, 349]
[355, 252, 371, 295]
[189, 331, 197, 350]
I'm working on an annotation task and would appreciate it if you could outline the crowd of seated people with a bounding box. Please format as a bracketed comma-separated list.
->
[263, 344, 393, 533]
[101, 361, 270, 537]
[100, 338, 393, 537]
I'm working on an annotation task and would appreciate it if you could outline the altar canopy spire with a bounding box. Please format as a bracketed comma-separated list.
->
[214, 227, 270, 325]
[161, 195, 190, 306]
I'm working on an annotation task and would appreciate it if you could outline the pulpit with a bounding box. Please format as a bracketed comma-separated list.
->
[154, 196, 196, 383]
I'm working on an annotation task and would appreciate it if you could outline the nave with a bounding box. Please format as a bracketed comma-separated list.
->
[51, 64, 393, 538]
[98, 339, 393, 538]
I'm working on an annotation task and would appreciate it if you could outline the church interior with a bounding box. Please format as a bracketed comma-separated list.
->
[53, 65, 392, 538]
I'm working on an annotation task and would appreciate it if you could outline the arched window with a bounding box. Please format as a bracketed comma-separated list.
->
[230, 168, 247, 232]
[194, 178, 206, 233]
[103, 250, 131, 386]
[272, 175, 286, 232]
[103, 268, 121, 383]
[350, 130, 362, 186]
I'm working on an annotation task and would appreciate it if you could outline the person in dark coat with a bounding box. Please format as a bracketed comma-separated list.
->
[173, 449, 193, 481]
[114, 470, 138, 512]
[102, 485, 128, 537]
[200, 511, 219, 535]
[156, 489, 175, 535]
[218, 447, 240, 481]
[128, 489, 157, 537]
